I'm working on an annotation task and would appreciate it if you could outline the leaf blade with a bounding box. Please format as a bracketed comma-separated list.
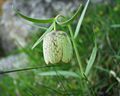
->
[85, 44, 97, 76]
[13, 7, 54, 24]
[74, 0, 90, 38]
[32, 23, 54, 49]
[38, 70, 80, 78]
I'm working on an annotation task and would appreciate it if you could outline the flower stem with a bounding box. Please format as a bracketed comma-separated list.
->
[68, 25, 83, 75]
[68, 25, 85, 95]
[54, 21, 57, 31]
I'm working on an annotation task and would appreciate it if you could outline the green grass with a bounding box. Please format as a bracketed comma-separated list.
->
[0, 0, 120, 96]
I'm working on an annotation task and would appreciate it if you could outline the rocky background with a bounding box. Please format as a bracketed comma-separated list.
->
[0, 0, 113, 70]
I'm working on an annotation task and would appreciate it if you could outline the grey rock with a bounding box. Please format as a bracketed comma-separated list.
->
[0, 53, 28, 71]
[13, 0, 81, 18]
[0, 0, 31, 52]
[91, 0, 113, 4]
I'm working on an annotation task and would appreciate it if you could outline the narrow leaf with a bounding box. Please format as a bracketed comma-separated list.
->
[74, 0, 90, 38]
[32, 23, 54, 49]
[13, 7, 54, 24]
[111, 24, 120, 28]
[0, 65, 59, 75]
[85, 44, 97, 76]
[38, 71, 80, 78]
[95, 66, 109, 73]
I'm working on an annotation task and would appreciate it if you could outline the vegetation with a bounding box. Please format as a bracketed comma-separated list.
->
[0, 0, 120, 96]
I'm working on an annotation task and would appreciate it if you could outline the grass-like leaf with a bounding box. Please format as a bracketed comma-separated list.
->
[13, 7, 54, 24]
[56, 4, 82, 26]
[85, 44, 97, 76]
[74, 0, 90, 38]
[38, 71, 80, 78]
[111, 24, 120, 28]
[95, 66, 109, 73]
[0, 65, 60, 75]
[32, 23, 54, 49]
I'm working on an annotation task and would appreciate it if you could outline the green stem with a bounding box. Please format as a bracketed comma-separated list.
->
[54, 21, 57, 31]
[68, 25, 83, 75]
[68, 25, 85, 95]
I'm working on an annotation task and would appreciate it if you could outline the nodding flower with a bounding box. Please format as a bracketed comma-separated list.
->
[43, 31, 73, 64]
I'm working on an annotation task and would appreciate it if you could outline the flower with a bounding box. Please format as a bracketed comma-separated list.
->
[43, 31, 73, 64]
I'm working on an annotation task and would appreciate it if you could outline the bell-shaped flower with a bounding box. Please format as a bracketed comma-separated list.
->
[43, 31, 73, 64]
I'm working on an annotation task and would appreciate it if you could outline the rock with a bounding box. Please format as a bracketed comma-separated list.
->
[0, 53, 28, 71]
[0, 0, 32, 53]
[91, 0, 113, 4]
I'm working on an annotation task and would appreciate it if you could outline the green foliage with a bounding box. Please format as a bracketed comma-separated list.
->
[85, 43, 97, 76]
[0, 0, 120, 96]
[13, 8, 54, 24]
[32, 23, 54, 49]
[74, 0, 90, 38]
[38, 71, 80, 78]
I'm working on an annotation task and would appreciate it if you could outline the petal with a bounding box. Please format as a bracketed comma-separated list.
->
[61, 33, 73, 63]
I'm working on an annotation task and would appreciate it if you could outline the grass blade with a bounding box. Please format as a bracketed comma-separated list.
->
[38, 71, 80, 78]
[74, 0, 90, 38]
[0, 65, 60, 75]
[95, 66, 109, 73]
[15, 10, 54, 23]
[85, 44, 97, 76]
[32, 23, 54, 49]
[111, 24, 120, 28]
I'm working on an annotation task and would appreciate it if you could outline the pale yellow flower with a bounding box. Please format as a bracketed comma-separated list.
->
[43, 31, 73, 64]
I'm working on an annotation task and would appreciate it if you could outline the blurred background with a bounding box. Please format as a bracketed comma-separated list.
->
[0, 0, 120, 96]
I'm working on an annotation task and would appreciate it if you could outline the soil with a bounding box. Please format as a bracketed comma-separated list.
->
[0, 38, 5, 57]
[0, 0, 6, 15]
